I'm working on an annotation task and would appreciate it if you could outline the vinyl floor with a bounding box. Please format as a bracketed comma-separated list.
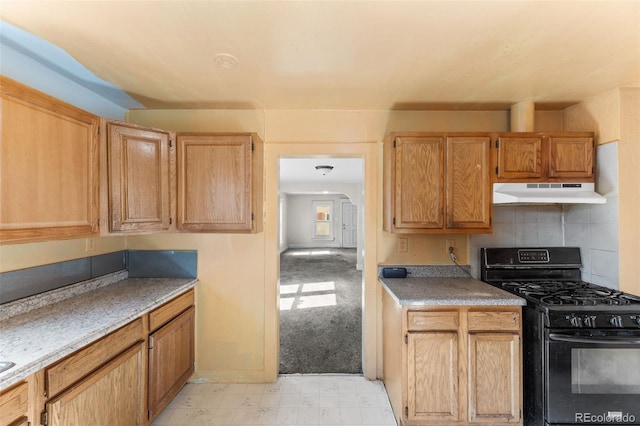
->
[151, 374, 397, 426]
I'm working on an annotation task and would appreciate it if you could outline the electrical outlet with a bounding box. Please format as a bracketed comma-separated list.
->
[85, 237, 96, 253]
[398, 238, 408, 253]
[446, 239, 455, 253]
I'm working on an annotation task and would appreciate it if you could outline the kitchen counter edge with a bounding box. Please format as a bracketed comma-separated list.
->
[379, 276, 526, 306]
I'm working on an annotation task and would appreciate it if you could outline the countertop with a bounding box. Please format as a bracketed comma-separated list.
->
[379, 276, 526, 306]
[0, 275, 197, 390]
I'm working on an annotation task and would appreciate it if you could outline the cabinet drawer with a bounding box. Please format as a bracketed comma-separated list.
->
[468, 310, 520, 331]
[408, 311, 459, 331]
[0, 381, 28, 426]
[149, 289, 194, 332]
[46, 318, 143, 398]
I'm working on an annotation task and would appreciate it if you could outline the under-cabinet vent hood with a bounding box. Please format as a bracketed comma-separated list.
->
[493, 182, 606, 205]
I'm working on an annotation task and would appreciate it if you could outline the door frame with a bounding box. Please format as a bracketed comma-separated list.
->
[264, 141, 378, 380]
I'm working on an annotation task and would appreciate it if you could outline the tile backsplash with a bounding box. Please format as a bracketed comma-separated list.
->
[470, 142, 620, 289]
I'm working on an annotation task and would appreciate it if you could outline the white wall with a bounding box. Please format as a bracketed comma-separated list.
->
[285, 194, 349, 248]
[278, 194, 288, 253]
[279, 181, 364, 269]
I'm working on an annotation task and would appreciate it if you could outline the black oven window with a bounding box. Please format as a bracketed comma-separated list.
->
[571, 348, 640, 394]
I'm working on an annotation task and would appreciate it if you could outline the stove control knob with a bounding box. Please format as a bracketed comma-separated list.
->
[566, 314, 583, 328]
[609, 315, 624, 328]
[583, 315, 597, 328]
[632, 315, 640, 327]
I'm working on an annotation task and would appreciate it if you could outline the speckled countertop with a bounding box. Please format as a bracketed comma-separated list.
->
[378, 265, 525, 306]
[0, 275, 197, 390]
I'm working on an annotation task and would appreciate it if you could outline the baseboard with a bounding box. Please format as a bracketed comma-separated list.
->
[287, 244, 341, 249]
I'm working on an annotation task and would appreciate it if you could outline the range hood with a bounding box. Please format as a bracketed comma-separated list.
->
[493, 182, 606, 205]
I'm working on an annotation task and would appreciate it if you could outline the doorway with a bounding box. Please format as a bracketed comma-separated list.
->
[278, 157, 363, 373]
[263, 142, 378, 380]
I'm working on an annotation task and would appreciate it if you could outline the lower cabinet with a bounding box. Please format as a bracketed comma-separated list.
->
[147, 289, 195, 423]
[148, 305, 195, 422]
[383, 291, 522, 426]
[467, 333, 520, 423]
[407, 331, 460, 423]
[0, 380, 29, 426]
[45, 343, 144, 426]
[41, 319, 146, 426]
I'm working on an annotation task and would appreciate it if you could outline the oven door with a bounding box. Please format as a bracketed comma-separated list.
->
[546, 329, 640, 425]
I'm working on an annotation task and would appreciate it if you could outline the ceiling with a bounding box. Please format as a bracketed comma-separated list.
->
[1, 1, 638, 111]
[279, 158, 364, 184]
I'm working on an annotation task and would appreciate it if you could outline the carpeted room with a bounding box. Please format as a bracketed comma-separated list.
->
[279, 248, 362, 373]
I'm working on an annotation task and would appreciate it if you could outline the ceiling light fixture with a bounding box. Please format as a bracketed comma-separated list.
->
[315, 165, 334, 176]
[214, 53, 239, 69]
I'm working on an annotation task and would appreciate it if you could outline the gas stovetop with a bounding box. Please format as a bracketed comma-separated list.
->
[480, 247, 640, 320]
[498, 280, 640, 307]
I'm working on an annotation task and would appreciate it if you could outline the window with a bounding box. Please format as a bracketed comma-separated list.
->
[312, 201, 333, 240]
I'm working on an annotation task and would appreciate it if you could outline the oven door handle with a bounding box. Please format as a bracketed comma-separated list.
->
[548, 333, 640, 345]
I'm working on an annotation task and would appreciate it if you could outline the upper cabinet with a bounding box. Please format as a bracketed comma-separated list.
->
[384, 133, 491, 234]
[104, 120, 174, 233]
[0, 76, 99, 244]
[494, 132, 594, 182]
[548, 135, 594, 179]
[176, 133, 263, 233]
[446, 136, 491, 230]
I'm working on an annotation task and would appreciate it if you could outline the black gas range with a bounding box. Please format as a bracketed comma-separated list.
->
[481, 247, 640, 426]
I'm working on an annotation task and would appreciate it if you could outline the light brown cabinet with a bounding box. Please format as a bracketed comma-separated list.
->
[494, 132, 594, 182]
[407, 330, 460, 423]
[0, 76, 99, 244]
[42, 319, 146, 426]
[383, 292, 522, 426]
[0, 380, 29, 426]
[147, 289, 195, 423]
[384, 133, 491, 234]
[176, 133, 263, 233]
[105, 121, 174, 233]
[446, 136, 491, 230]
[46, 343, 144, 426]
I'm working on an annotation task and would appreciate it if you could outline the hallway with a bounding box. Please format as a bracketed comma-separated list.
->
[279, 248, 362, 374]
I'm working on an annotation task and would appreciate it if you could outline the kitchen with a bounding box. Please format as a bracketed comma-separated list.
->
[1, 1, 639, 426]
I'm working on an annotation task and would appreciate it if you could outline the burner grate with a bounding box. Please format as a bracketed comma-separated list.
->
[499, 280, 640, 307]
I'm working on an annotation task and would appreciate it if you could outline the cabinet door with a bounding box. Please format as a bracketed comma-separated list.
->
[148, 306, 195, 421]
[548, 136, 594, 179]
[46, 343, 144, 426]
[0, 76, 99, 243]
[394, 136, 444, 229]
[176, 134, 254, 232]
[468, 333, 521, 423]
[495, 136, 543, 180]
[0, 381, 28, 426]
[407, 332, 460, 422]
[446, 136, 491, 229]
[107, 122, 171, 232]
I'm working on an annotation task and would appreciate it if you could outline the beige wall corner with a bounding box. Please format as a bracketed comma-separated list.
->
[563, 88, 621, 144]
[0, 236, 126, 273]
[618, 88, 640, 295]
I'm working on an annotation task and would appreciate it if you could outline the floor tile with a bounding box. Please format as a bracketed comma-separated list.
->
[151, 374, 397, 426]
